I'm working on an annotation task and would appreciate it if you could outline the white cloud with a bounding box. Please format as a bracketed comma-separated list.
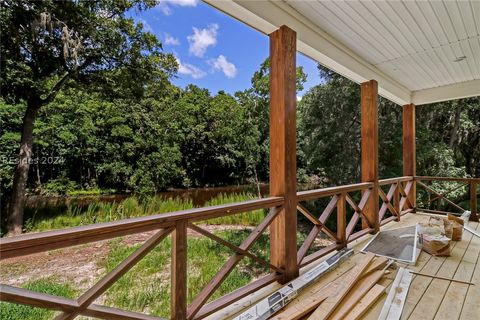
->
[164, 33, 180, 46]
[176, 57, 206, 79]
[210, 55, 237, 79]
[187, 24, 219, 57]
[156, 0, 198, 15]
[297, 95, 303, 102]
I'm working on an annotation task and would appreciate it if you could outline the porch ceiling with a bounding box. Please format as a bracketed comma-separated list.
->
[204, 0, 480, 106]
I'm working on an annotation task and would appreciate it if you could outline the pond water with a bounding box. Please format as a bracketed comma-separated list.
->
[24, 184, 270, 209]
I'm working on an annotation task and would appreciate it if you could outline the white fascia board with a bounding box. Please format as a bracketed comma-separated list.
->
[204, 0, 412, 106]
[412, 79, 480, 105]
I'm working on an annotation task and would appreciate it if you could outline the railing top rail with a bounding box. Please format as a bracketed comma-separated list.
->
[297, 182, 374, 202]
[414, 176, 480, 183]
[378, 176, 414, 185]
[0, 196, 284, 259]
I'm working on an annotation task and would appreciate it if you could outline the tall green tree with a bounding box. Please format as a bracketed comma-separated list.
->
[0, 0, 176, 234]
[299, 65, 402, 185]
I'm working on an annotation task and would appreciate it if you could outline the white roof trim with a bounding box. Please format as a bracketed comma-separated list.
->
[412, 79, 480, 106]
[205, 0, 411, 105]
[204, 0, 480, 106]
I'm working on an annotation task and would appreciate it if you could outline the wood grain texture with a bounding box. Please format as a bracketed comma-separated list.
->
[403, 104, 416, 210]
[470, 181, 478, 221]
[308, 252, 375, 319]
[329, 270, 385, 320]
[172, 221, 188, 320]
[361, 80, 379, 232]
[55, 228, 172, 320]
[337, 193, 347, 247]
[344, 284, 385, 320]
[0, 197, 284, 259]
[269, 25, 298, 283]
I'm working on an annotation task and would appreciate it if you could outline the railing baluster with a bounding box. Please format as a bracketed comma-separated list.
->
[337, 193, 347, 248]
[394, 182, 400, 221]
[470, 181, 478, 221]
[172, 221, 187, 320]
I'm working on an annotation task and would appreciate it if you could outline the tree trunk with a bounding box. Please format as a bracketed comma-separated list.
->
[448, 107, 462, 149]
[7, 98, 40, 235]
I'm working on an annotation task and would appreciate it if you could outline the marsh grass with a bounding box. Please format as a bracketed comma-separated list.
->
[25, 193, 262, 232]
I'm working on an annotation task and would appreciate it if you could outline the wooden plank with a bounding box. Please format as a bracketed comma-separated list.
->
[55, 228, 172, 320]
[414, 176, 480, 183]
[378, 268, 412, 320]
[344, 284, 385, 320]
[459, 222, 480, 320]
[307, 252, 375, 319]
[417, 181, 465, 212]
[194, 273, 279, 319]
[187, 208, 279, 319]
[409, 271, 474, 285]
[272, 253, 367, 320]
[329, 269, 385, 320]
[361, 79, 379, 232]
[0, 284, 163, 320]
[296, 182, 373, 202]
[400, 242, 459, 320]
[269, 24, 298, 284]
[435, 221, 479, 320]
[407, 230, 473, 320]
[394, 183, 401, 221]
[403, 104, 416, 208]
[188, 223, 280, 272]
[296, 203, 337, 241]
[0, 196, 284, 259]
[471, 181, 478, 221]
[337, 193, 347, 247]
[172, 221, 188, 320]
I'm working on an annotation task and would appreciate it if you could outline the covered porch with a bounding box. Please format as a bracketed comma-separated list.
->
[1, 1, 480, 319]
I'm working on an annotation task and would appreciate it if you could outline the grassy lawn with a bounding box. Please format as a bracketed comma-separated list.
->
[1, 192, 325, 319]
[102, 229, 270, 318]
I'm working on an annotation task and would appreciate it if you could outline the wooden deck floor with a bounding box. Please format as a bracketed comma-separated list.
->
[360, 213, 480, 320]
[299, 212, 480, 320]
[208, 213, 480, 320]
[211, 212, 479, 319]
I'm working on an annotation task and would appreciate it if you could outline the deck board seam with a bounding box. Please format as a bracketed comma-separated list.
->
[457, 222, 480, 320]
[431, 228, 475, 320]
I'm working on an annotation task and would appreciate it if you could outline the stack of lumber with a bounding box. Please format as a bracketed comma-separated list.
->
[271, 252, 390, 320]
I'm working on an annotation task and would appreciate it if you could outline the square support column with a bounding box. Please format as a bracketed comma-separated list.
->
[361, 80, 379, 232]
[269, 25, 299, 284]
[403, 104, 416, 210]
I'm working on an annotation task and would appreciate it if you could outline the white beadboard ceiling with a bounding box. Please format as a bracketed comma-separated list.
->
[204, 0, 480, 106]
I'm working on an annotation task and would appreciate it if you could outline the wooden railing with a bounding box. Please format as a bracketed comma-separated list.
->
[1, 175, 477, 319]
[415, 176, 479, 221]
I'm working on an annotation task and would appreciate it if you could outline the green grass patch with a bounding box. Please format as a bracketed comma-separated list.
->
[102, 229, 270, 318]
[0, 278, 75, 320]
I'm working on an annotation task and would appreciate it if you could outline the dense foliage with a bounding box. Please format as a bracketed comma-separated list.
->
[1, 2, 478, 232]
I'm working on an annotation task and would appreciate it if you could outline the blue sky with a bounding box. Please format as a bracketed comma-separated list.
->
[128, 0, 321, 97]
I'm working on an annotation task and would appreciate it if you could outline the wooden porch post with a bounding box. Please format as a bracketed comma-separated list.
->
[471, 181, 478, 221]
[269, 25, 299, 284]
[361, 80, 379, 232]
[171, 221, 187, 319]
[403, 104, 416, 210]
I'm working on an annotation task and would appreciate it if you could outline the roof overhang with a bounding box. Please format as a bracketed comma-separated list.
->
[204, 0, 480, 106]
